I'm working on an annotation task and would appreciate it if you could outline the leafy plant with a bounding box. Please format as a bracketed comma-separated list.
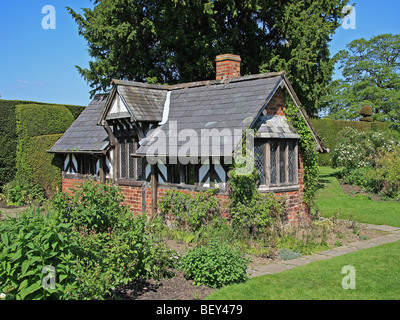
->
[2, 180, 45, 206]
[158, 189, 220, 232]
[52, 179, 130, 233]
[278, 248, 301, 261]
[0, 207, 78, 300]
[182, 239, 249, 288]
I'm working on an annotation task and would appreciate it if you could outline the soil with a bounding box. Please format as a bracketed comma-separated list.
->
[341, 183, 383, 201]
[116, 219, 387, 300]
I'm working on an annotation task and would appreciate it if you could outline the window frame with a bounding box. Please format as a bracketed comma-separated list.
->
[255, 139, 299, 191]
[115, 137, 145, 186]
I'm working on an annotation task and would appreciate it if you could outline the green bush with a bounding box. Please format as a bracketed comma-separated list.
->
[26, 134, 63, 197]
[2, 180, 45, 206]
[15, 104, 75, 183]
[52, 179, 130, 233]
[0, 100, 84, 186]
[0, 207, 78, 300]
[182, 239, 249, 288]
[231, 192, 286, 237]
[1, 181, 179, 300]
[310, 118, 392, 166]
[158, 189, 220, 232]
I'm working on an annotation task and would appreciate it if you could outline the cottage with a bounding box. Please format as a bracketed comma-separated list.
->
[49, 54, 327, 223]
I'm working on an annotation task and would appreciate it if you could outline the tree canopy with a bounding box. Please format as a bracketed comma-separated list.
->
[68, 0, 348, 115]
[322, 33, 400, 126]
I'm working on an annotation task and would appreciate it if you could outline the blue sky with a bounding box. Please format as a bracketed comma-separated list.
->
[0, 0, 399, 107]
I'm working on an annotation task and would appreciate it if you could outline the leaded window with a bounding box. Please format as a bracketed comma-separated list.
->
[118, 138, 145, 181]
[255, 139, 298, 188]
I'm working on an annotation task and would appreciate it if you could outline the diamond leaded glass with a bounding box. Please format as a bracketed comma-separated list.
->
[288, 141, 295, 183]
[120, 142, 126, 179]
[279, 142, 286, 183]
[254, 144, 265, 185]
[270, 142, 277, 184]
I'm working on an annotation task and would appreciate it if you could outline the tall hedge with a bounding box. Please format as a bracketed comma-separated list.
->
[26, 134, 64, 197]
[310, 119, 391, 166]
[0, 99, 85, 186]
[15, 104, 75, 183]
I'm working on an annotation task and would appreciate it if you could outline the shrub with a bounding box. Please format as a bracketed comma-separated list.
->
[359, 105, 373, 117]
[310, 118, 391, 166]
[52, 179, 130, 233]
[158, 189, 220, 232]
[182, 239, 249, 288]
[231, 192, 286, 236]
[26, 134, 63, 197]
[332, 127, 400, 174]
[0, 207, 78, 300]
[2, 180, 45, 206]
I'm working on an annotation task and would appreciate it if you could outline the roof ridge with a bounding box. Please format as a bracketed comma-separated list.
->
[112, 71, 286, 91]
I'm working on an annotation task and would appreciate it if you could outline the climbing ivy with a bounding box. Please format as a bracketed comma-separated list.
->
[285, 96, 320, 205]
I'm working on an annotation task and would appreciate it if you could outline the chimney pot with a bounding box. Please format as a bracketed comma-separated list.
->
[215, 54, 241, 81]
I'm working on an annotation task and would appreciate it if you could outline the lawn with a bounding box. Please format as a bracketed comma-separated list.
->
[315, 166, 400, 227]
[207, 166, 400, 300]
[206, 240, 400, 300]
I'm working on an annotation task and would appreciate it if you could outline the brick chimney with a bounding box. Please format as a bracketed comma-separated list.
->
[215, 54, 241, 81]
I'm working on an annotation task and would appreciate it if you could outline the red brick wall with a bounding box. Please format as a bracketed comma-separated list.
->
[215, 54, 241, 81]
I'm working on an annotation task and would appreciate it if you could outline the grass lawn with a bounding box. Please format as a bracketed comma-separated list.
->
[315, 166, 400, 228]
[206, 240, 400, 300]
[207, 166, 400, 300]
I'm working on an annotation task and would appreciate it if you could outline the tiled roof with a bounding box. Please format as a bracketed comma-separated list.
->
[136, 74, 284, 157]
[49, 94, 109, 153]
[114, 80, 167, 122]
[255, 115, 300, 139]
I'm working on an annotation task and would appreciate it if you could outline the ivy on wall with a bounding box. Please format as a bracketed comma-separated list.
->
[285, 98, 320, 205]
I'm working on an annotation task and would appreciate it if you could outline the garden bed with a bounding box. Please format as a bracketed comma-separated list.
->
[116, 218, 388, 300]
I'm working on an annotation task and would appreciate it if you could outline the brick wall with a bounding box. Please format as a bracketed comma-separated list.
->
[215, 54, 241, 81]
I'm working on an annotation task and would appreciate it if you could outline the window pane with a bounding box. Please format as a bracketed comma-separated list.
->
[128, 141, 134, 179]
[120, 141, 126, 179]
[279, 142, 286, 184]
[270, 141, 277, 184]
[254, 143, 265, 185]
[137, 157, 144, 181]
[288, 141, 295, 183]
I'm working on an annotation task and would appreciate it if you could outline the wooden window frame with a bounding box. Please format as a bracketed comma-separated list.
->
[256, 139, 299, 191]
[115, 137, 145, 186]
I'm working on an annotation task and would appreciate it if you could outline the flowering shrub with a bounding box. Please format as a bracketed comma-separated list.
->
[332, 127, 400, 173]
[332, 127, 400, 198]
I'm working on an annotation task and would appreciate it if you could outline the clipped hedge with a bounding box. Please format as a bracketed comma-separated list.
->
[0, 100, 85, 186]
[15, 104, 75, 183]
[310, 118, 391, 166]
[26, 134, 63, 197]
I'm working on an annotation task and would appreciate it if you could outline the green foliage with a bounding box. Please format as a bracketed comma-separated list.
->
[285, 99, 320, 204]
[310, 118, 391, 166]
[1, 181, 179, 300]
[332, 127, 400, 198]
[68, 0, 347, 115]
[0, 100, 84, 186]
[182, 239, 249, 288]
[15, 104, 74, 183]
[26, 134, 63, 197]
[322, 34, 400, 127]
[0, 207, 78, 300]
[158, 189, 220, 232]
[2, 180, 45, 206]
[231, 192, 285, 237]
[52, 179, 130, 233]
[278, 248, 302, 261]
